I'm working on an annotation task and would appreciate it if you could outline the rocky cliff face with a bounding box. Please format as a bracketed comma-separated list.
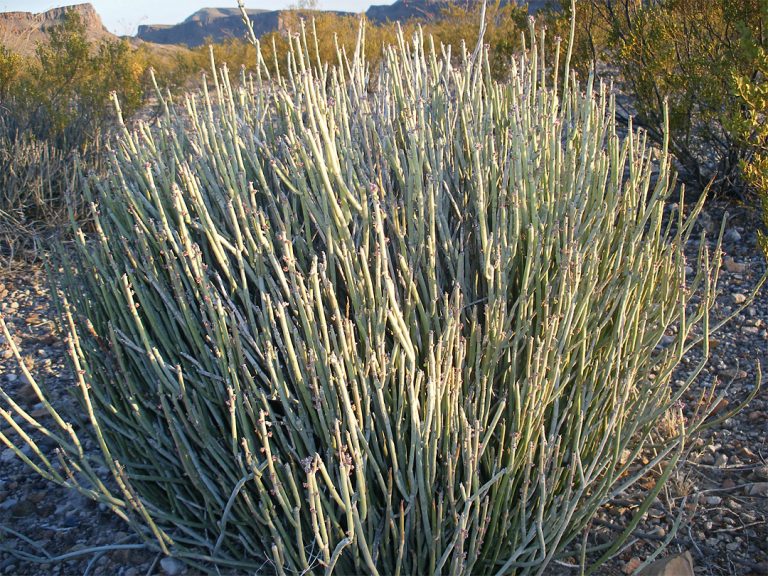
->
[0, 3, 113, 56]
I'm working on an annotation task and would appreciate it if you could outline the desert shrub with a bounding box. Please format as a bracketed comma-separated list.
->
[0, 9, 150, 261]
[1, 18, 746, 574]
[0, 44, 24, 99]
[0, 9, 148, 154]
[550, 0, 768, 199]
[27, 10, 144, 150]
[730, 31, 768, 248]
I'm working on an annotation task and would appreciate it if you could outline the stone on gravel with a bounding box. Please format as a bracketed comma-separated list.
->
[0, 448, 15, 464]
[638, 551, 694, 576]
[698, 452, 715, 465]
[623, 557, 642, 574]
[11, 498, 37, 517]
[732, 293, 747, 305]
[724, 256, 747, 273]
[747, 482, 768, 496]
[160, 557, 185, 575]
[714, 453, 728, 468]
[722, 478, 736, 489]
[748, 410, 764, 422]
[738, 446, 757, 459]
[725, 229, 742, 243]
[27, 491, 46, 504]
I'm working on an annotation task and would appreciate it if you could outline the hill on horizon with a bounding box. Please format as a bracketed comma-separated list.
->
[136, 1, 549, 47]
[0, 3, 187, 58]
[0, 1, 550, 53]
[0, 3, 113, 56]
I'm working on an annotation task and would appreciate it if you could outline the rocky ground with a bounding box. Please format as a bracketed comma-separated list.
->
[0, 200, 766, 576]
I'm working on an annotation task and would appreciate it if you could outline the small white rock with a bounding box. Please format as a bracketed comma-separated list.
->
[704, 495, 722, 506]
[160, 557, 185, 576]
[732, 293, 747, 305]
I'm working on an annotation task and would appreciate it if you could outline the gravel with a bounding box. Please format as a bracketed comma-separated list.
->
[1, 200, 766, 575]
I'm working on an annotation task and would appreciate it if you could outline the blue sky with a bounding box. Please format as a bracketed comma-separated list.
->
[0, 1, 375, 35]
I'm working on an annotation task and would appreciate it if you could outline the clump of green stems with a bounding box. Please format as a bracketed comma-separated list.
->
[0, 8, 759, 575]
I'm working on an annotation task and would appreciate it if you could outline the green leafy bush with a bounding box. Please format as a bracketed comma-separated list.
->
[28, 10, 144, 150]
[1, 18, 746, 574]
[730, 34, 768, 248]
[0, 44, 23, 99]
[552, 0, 768, 199]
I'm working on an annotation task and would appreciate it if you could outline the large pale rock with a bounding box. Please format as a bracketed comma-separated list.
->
[639, 551, 694, 576]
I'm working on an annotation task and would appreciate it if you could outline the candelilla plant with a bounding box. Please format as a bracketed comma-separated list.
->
[0, 9, 755, 575]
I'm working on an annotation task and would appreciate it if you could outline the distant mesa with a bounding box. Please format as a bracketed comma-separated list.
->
[0, 1, 551, 53]
[136, 7, 278, 47]
[366, 0, 450, 25]
[134, 0, 547, 47]
[0, 2, 113, 56]
[364, 0, 550, 25]
[184, 7, 269, 24]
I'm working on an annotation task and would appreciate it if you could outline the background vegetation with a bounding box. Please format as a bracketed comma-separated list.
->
[2, 0, 763, 261]
[553, 0, 768, 205]
[0, 11, 147, 260]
